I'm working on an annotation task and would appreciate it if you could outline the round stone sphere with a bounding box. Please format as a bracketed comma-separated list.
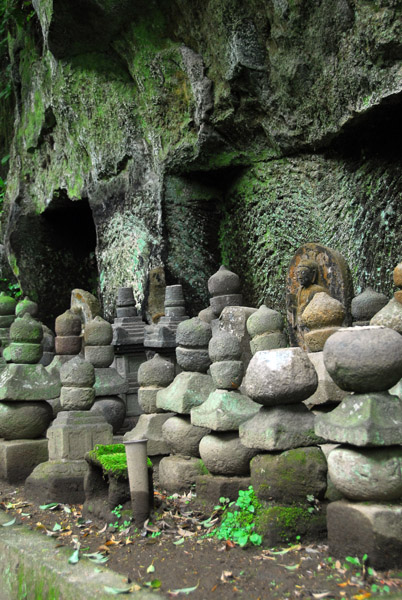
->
[0, 294, 17, 316]
[90, 396, 126, 433]
[208, 266, 240, 296]
[176, 317, 212, 348]
[138, 353, 175, 387]
[55, 310, 82, 337]
[351, 288, 389, 322]
[84, 316, 113, 346]
[243, 347, 318, 406]
[247, 305, 283, 337]
[10, 314, 43, 344]
[162, 415, 210, 457]
[323, 326, 402, 393]
[15, 297, 38, 318]
[60, 355, 95, 388]
[0, 400, 52, 439]
[199, 432, 257, 476]
[328, 446, 402, 501]
[208, 331, 242, 362]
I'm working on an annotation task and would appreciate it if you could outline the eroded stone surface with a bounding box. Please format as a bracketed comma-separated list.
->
[199, 432, 257, 476]
[156, 372, 215, 414]
[124, 412, 175, 455]
[0, 363, 61, 401]
[162, 415, 210, 457]
[158, 455, 206, 493]
[0, 401, 53, 439]
[191, 389, 259, 431]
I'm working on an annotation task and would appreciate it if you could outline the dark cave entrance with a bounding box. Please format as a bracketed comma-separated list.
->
[10, 192, 98, 327]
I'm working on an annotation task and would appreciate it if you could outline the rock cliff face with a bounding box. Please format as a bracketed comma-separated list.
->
[1, 0, 402, 322]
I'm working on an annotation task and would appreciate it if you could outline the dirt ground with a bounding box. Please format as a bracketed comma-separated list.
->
[1, 483, 402, 600]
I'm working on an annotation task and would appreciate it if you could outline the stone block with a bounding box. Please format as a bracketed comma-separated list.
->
[60, 386, 95, 410]
[195, 474, 251, 508]
[55, 336, 82, 355]
[370, 297, 402, 334]
[124, 412, 175, 455]
[60, 356, 95, 388]
[47, 411, 113, 461]
[90, 396, 126, 434]
[327, 501, 402, 569]
[199, 432, 257, 475]
[158, 455, 206, 493]
[162, 415, 210, 456]
[315, 392, 402, 446]
[219, 306, 257, 370]
[0, 438, 48, 483]
[251, 447, 327, 503]
[156, 372, 215, 414]
[84, 316, 113, 346]
[0, 363, 61, 401]
[256, 502, 327, 546]
[0, 401, 52, 439]
[239, 404, 324, 451]
[209, 361, 243, 389]
[94, 368, 128, 396]
[305, 351, 346, 408]
[191, 389, 259, 431]
[138, 388, 164, 414]
[250, 332, 287, 355]
[8, 342, 42, 364]
[84, 345, 114, 368]
[25, 459, 89, 504]
[176, 347, 211, 372]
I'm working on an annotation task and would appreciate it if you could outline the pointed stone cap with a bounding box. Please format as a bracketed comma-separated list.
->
[84, 316, 113, 346]
[55, 309, 82, 337]
[10, 313, 43, 344]
[138, 353, 175, 387]
[301, 292, 345, 329]
[176, 317, 212, 348]
[0, 294, 17, 316]
[351, 287, 388, 321]
[16, 297, 38, 318]
[208, 266, 240, 297]
[393, 262, 402, 288]
[247, 305, 284, 337]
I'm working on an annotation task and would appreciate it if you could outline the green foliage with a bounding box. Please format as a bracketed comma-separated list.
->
[211, 486, 262, 547]
[109, 504, 132, 531]
[89, 443, 152, 478]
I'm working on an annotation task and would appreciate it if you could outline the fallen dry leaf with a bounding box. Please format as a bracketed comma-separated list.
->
[220, 571, 234, 583]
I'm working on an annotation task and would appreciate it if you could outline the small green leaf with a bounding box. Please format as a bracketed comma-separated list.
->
[146, 564, 155, 573]
[39, 503, 59, 510]
[104, 586, 133, 594]
[150, 579, 161, 589]
[345, 556, 360, 566]
[68, 548, 80, 564]
[52, 523, 61, 531]
[2, 518, 16, 527]
[169, 581, 199, 595]
[173, 538, 184, 545]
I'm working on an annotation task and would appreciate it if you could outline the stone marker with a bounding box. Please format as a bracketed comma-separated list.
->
[53, 309, 82, 360]
[137, 353, 175, 414]
[144, 284, 189, 352]
[176, 317, 212, 373]
[124, 412, 175, 455]
[301, 292, 345, 352]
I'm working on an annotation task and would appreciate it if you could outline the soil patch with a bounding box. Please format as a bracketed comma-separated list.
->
[1, 483, 401, 599]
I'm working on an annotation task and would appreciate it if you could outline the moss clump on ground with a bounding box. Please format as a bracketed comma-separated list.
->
[89, 444, 152, 478]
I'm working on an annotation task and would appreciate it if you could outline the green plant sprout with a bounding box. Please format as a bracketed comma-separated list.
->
[210, 486, 262, 548]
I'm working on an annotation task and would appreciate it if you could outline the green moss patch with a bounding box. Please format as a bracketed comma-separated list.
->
[89, 444, 152, 479]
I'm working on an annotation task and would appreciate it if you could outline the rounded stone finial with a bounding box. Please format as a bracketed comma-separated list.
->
[84, 316, 113, 346]
[323, 326, 402, 393]
[10, 313, 43, 344]
[55, 310, 82, 337]
[138, 353, 175, 387]
[209, 331, 242, 362]
[0, 294, 17, 316]
[60, 355, 95, 387]
[176, 317, 212, 348]
[15, 297, 38, 318]
[247, 305, 284, 337]
[351, 287, 389, 322]
[208, 266, 240, 296]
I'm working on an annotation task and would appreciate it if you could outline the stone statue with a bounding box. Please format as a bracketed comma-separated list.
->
[292, 260, 328, 349]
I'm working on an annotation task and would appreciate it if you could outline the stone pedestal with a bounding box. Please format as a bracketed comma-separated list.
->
[0, 438, 48, 483]
[158, 455, 206, 493]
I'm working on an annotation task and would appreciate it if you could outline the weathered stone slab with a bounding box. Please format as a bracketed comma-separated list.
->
[239, 404, 324, 451]
[219, 306, 257, 370]
[0, 438, 48, 483]
[25, 459, 89, 504]
[315, 392, 402, 446]
[138, 388, 164, 414]
[0, 364, 61, 401]
[156, 372, 215, 414]
[124, 412, 175, 455]
[158, 455, 206, 493]
[47, 411, 113, 461]
[251, 447, 327, 503]
[94, 368, 128, 397]
[327, 501, 402, 569]
[71, 289, 101, 325]
[328, 446, 402, 501]
[304, 351, 346, 408]
[199, 432, 257, 476]
[256, 502, 327, 546]
[195, 475, 251, 508]
[162, 415, 210, 457]
[191, 389, 259, 431]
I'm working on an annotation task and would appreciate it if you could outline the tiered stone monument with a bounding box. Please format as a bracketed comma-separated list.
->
[0, 313, 60, 483]
[112, 287, 146, 421]
[124, 353, 175, 480]
[84, 316, 128, 434]
[315, 326, 402, 568]
[247, 305, 287, 355]
[157, 317, 215, 491]
[25, 356, 113, 503]
[351, 287, 388, 326]
[239, 347, 327, 544]
[371, 261, 402, 333]
[49, 309, 82, 370]
[0, 294, 17, 351]
[144, 284, 189, 363]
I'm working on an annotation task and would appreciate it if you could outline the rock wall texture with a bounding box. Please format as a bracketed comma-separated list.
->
[1, 0, 402, 322]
